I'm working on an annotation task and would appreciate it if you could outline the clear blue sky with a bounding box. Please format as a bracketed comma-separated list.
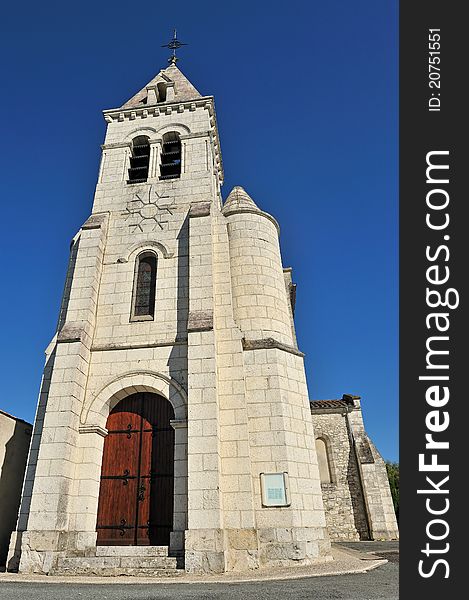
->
[0, 1, 398, 461]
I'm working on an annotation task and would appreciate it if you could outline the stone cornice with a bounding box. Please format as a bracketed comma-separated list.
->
[242, 337, 304, 357]
[188, 310, 213, 332]
[91, 338, 187, 352]
[180, 131, 211, 140]
[102, 133, 208, 151]
[81, 213, 108, 230]
[101, 141, 132, 150]
[310, 406, 351, 416]
[78, 425, 108, 437]
[170, 419, 188, 430]
[57, 322, 89, 345]
[102, 96, 214, 120]
[207, 99, 224, 185]
[189, 202, 211, 218]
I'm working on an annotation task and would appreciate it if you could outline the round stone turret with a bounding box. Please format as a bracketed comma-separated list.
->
[223, 186, 294, 347]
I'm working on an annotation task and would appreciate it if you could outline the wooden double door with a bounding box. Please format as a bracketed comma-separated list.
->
[96, 392, 175, 546]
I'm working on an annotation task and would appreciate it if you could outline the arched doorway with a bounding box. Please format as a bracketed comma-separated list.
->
[96, 392, 175, 546]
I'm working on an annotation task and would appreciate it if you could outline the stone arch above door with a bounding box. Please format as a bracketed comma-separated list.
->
[80, 370, 188, 430]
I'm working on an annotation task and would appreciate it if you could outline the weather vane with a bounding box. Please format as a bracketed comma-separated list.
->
[162, 29, 187, 65]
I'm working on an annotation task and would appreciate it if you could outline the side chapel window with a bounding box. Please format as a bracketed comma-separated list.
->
[131, 252, 157, 320]
[128, 135, 150, 184]
[315, 437, 333, 484]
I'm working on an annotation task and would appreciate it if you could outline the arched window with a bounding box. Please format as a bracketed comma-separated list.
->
[159, 132, 181, 180]
[315, 438, 333, 484]
[131, 252, 157, 320]
[128, 136, 150, 184]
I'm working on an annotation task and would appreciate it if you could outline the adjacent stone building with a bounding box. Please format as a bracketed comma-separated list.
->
[7, 60, 397, 576]
[311, 395, 398, 542]
[0, 410, 32, 567]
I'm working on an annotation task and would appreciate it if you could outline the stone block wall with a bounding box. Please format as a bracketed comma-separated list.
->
[244, 347, 330, 565]
[311, 412, 369, 541]
[212, 208, 258, 572]
[311, 400, 399, 542]
[226, 212, 294, 347]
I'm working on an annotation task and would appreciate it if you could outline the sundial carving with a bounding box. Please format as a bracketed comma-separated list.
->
[123, 185, 175, 232]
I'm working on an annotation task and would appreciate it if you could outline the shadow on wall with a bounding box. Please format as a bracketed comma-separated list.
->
[0, 416, 32, 568]
[167, 217, 189, 555]
[168, 216, 189, 396]
[347, 446, 371, 540]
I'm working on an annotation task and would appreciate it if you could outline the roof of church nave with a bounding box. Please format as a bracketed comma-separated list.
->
[120, 64, 202, 109]
[310, 399, 350, 410]
[310, 394, 361, 411]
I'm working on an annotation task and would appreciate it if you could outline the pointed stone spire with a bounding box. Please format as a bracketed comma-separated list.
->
[222, 186, 259, 214]
[119, 64, 202, 110]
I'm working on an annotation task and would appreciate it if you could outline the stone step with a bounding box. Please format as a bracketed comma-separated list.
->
[95, 545, 169, 557]
[55, 566, 182, 577]
[54, 555, 180, 576]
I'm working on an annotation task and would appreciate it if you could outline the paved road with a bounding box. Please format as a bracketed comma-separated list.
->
[337, 541, 400, 564]
[0, 562, 398, 600]
[337, 541, 399, 554]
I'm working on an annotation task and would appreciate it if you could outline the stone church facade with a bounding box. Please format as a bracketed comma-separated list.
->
[7, 63, 397, 576]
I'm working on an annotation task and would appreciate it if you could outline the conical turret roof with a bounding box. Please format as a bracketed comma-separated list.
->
[222, 186, 259, 214]
[120, 64, 202, 109]
[222, 186, 280, 234]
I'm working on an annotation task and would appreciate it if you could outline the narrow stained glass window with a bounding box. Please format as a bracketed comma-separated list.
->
[133, 253, 157, 318]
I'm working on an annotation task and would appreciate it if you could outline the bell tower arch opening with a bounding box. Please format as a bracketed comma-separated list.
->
[159, 131, 181, 180]
[128, 135, 151, 184]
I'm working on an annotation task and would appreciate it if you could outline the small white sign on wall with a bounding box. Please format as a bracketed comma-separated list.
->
[260, 472, 290, 507]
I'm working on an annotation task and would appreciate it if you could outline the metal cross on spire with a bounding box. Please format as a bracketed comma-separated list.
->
[162, 29, 187, 65]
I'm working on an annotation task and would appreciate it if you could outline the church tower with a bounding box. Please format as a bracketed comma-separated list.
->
[8, 59, 331, 575]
